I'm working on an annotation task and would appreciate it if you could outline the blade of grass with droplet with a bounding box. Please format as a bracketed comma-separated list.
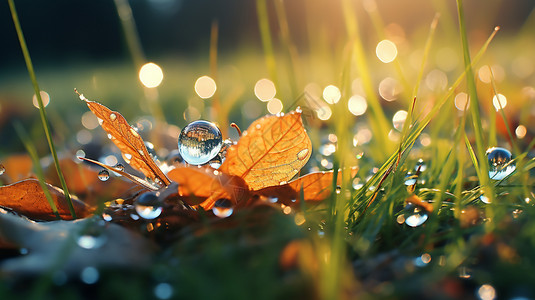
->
[13, 122, 61, 220]
[8, 0, 76, 219]
[456, 0, 491, 200]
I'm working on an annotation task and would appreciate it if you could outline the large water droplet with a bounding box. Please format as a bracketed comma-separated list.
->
[114, 163, 125, 172]
[403, 204, 428, 227]
[98, 170, 110, 181]
[212, 198, 234, 218]
[144, 141, 158, 160]
[486, 147, 515, 180]
[0, 164, 5, 175]
[135, 192, 162, 219]
[404, 172, 418, 186]
[178, 120, 223, 165]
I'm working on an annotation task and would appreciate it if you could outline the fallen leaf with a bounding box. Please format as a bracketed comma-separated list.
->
[77, 91, 170, 186]
[220, 110, 312, 190]
[0, 212, 153, 276]
[257, 167, 359, 206]
[167, 166, 250, 209]
[0, 179, 92, 220]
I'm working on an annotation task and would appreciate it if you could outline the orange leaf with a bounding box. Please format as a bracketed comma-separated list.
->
[220, 110, 312, 190]
[257, 167, 358, 206]
[77, 91, 170, 186]
[167, 166, 250, 209]
[0, 179, 93, 220]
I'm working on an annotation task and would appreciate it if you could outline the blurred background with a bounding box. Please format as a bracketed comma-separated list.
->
[0, 0, 534, 158]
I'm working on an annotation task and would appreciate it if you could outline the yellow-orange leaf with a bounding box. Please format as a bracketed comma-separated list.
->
[257, 167, 358, 206]
[77, 91, 170, 186]
[220, 110, 312, 190]
[167, 166, 250, 209]
[0, 179, 92, 220]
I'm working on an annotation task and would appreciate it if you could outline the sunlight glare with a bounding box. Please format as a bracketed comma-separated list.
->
[376, 39, 398, 63]
[267, 98, 283, 114]
[454, 92, 470, 111]
[32, 91, 50, 109]
[379, 77, 401, 101]
[254, 78, 276, 102]
[492, 93, 507, 111]
[348, 95, 367, 116]
[392, 110, 408, 131]
[139, 63, 164, 88]
[323, 85, 341, 104]
[194, 75, 217, 99]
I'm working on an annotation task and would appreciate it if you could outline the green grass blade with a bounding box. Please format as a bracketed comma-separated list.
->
[8, 0, 76, 219]
[456, 0, 491, 195]
[256, 0, 279, 88]
[13, 122, 61, 220]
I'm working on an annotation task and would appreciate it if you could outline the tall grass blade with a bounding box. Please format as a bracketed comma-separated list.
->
[8, 0, 76, 219]
[13, 122, 61, 220]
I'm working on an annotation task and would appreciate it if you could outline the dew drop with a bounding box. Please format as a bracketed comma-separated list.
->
[415, 158, 427, 172]
[97, 118, 103, 125]
[123, 153, 133, 163]
[0, 164, 5, 175]
[110, 113, 117, 121]
[102, 213, 112, 222]
[486, 147, 515, 180]
[114, 163, 125, 172]
[480, 194, 491, 204]
[403, 204, 428, 227]
[297, 149, 309, 161]
[77, 233, 107, 249]
[208, 154, 223, 169]
[178, 120, 223, 165]
[404, 172, 418, 186]
[98, 170, 110, 181]
[135, 192, 162, 219]
[212, 198, 234, 218]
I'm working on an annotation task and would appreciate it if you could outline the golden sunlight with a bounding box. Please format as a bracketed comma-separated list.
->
[32, 91, 50, 109]
[376, 39, 398, 63]
[454, 92, 470, 111]
[194, 75, 217, 99]
[348, 95, 367, 116]
[267, 98, 283, 114]
[139, 62, 164, 88]
[323, 85, 341, 104]
[492, 93, 507, 111]
[254, 78, 276, 102]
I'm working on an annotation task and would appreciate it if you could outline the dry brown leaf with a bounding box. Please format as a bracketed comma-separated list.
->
[257, 167, 358, 206]
[220, 110, 312, 191]
[167, 166, 250, 209]
[77, 91, 170, 186]
[0, 179, 93, 220]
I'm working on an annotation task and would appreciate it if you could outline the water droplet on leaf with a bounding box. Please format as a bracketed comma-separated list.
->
[212, 198, 234, 218]
[415, 158, 427, 172]
[297, 149, 309, 161]
[178, 120, 222, 165]
[486, 147, 515, 180]
[114, 163, 125, 172]
[110, 113, 117, 121]
[0, 164, 5, 175]
[135, 192, 162, 219]
[404, 172, 418, 186]
[77, 234, 107, 249]
[98, 170, 110, 181]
